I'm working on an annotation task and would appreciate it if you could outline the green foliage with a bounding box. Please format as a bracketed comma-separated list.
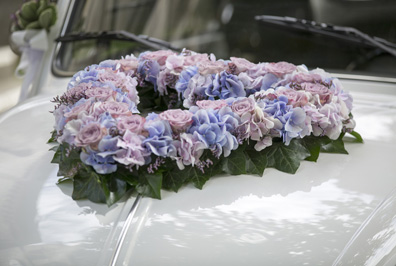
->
[49, 131, 362, 206]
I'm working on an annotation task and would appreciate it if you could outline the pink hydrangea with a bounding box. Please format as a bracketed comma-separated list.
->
[114, 130, 148, 167]
[173, 133, 207, 170]
[239, 106, 275, 144]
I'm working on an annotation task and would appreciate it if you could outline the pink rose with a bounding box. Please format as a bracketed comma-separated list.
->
[292, 72, 322, 83]
[66, 82, 91, 98]
[98, 70, 139, 104]
[231, 97, 256, 116]
[85, 84, 115, 100]
[265, 62, 296, 77]
[159, 109, 193, 132]
[196, 99, 228, 110]
[230, 57, 256, 74]
[117, 115, 146, 135]
[301, 83, 332, 105]
[276, 88, 309, 107]
[197, 60, 226, 75]
[75, 122, 105, 148]
[117, 56, 139, 75]
[92, 101, 130, 118]
[183, 53, 209, 66]
[64, 99, 93, 119]
[140, 50, 176, 66]
[165, 55, 184, 72]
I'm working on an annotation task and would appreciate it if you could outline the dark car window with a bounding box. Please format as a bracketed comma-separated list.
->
[54, 0, 396, 77]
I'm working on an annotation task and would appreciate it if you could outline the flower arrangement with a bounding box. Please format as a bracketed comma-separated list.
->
[50, 49, 362, 206]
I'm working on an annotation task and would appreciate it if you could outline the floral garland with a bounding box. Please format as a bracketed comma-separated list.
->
[50, 49, 362, 206]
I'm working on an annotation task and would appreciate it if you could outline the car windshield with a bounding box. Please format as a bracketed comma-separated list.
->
[54, 0, 396, 77]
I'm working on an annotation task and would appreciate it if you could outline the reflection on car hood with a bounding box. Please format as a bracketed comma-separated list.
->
[0, 83, 395, 265]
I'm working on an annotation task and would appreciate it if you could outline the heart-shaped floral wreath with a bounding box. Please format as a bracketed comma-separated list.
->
[50, 49, 362, 206]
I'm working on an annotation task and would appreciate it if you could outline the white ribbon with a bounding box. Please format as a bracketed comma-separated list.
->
[10, 29, 49, 101]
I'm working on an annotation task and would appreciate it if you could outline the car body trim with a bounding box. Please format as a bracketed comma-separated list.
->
[109, 194, 142, 266]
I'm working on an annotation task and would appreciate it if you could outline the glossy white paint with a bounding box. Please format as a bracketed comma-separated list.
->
[113, 88, 396, 266]
[0, 85, 395, 265]
[0, 95, 139, 266]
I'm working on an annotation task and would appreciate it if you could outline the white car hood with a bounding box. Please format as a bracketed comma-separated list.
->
[0, 84, 395, 265]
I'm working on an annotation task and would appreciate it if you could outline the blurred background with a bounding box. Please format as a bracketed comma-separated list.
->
[0, 0, 23, 114]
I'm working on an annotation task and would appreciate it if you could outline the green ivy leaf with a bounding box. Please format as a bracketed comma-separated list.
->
[102, 176, 127, 206]
[348, 131, 363, 143]
[137, 172, 162, 199]
[299, 136, 331, 162]
[265, 139, 310, 174]
[321, 133, 348, 154]
[72, 166, 107, 204]
[244, 144, 268, 176]
[223, 148, 247, 175]
[163, 166, 190, 192]
[51, 144, 81, 178]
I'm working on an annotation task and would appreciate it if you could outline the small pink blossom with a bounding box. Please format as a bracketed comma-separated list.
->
[231, 97, 256, 116]
[159, 109, 193, 132]
[265, 62, 296, 77]
[196, 99, 228, 110]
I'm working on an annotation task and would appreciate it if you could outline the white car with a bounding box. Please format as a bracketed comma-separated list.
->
[1, 0, 396, 265]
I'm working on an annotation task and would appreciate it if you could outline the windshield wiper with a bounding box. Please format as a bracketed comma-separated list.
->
[55, 30, 180, 51]
[255, 15, 396, 57]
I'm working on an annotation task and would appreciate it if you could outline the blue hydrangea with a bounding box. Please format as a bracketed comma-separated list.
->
[263, 95, 307, 145]
[80, 136, 120, 174]
[188, 108, 238, 157]
[175, 66, 198, 96]
[137, 59, 160, 90]
[209, 71, 246, 99]
[67, 64, 102, 89]
[143, 120, 176, 157]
